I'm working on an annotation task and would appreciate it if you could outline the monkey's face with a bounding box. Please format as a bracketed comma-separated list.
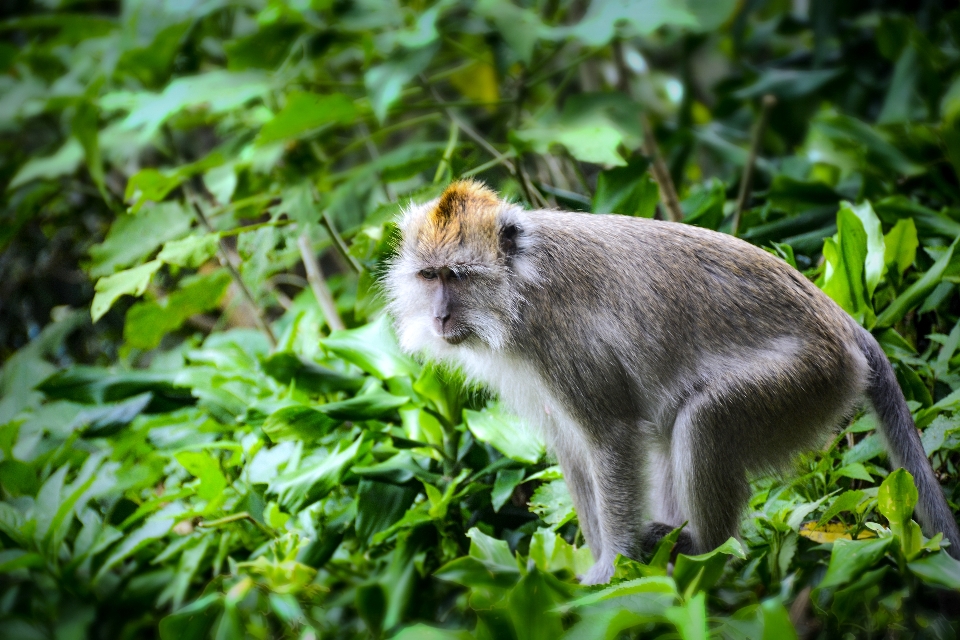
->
[384, 181, 528, 359]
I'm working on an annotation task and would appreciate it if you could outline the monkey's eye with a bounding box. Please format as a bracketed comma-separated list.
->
[418, 269, 438, 280]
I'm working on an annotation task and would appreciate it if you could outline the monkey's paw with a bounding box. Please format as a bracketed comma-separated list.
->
[579, 560, 615, 585]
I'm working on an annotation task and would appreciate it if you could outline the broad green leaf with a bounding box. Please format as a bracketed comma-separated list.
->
[262, 404, 339, 442]
[908, 551, 960, 589]
[819, 537, 893, 589]
[834, 463, 873, 482]
[464, 404, 544, 463]
[91, 260, 162, 322]
[821, 205, 872, 324]
[528, 479, 575, 528]
[124, 169, 184, 213]
[158, 593, 222, 640]
[256, 92, 357, 146]
[842, 201, 886, 298]
[176, 451, 228, 501]
[564, 576, 677, 609]
[514, 124, 625, 166]
[321, 316, 419, 379]
[528, 529, 594, 576]
[878, 468, 920, 555]
[318, 388, 409, 421]
[355, 480, 418, 545]
[365, 44, 437, 123]
[392, 624, 472, 640]
[507, 568, 564, 640]
[466, 526, 517, 570]
[8, 139, 84, 189]
[491, 468, 524, 512]
[665, 591, 708, 640]
[593, 157, 655, 216]
[673, 538, 745, 595]
[876, 238, 959, 328]
[558, 0, 697, 46]
[89, 202, 193, 277]
[474, 0, 547, 64]
[157, 233, 220, 268]
[817, 490, 866, 528]
[269, 436, 365, 510]
[561, 609, 659, 640]
[124, 270, 231, 350]
[883, 217, 918, 276]
[261, 352, 364, 394]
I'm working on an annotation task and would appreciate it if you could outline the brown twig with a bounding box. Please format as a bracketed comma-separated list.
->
[308, 184, 362, 274]
[612, 41, 684, 223]
[421, 76, 549, 208]
[732, 94, 777, 236]
[297, 234, 345, 332]
[188, 198, 278, 348]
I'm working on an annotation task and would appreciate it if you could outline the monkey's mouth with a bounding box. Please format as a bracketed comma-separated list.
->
[441, 328, 471, 345]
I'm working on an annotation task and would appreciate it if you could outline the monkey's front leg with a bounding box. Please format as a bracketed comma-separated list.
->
[553, 427, 646, 585]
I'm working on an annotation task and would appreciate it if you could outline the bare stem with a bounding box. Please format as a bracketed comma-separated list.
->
[422, 76, 549, 208]
[732, 94, 777, 236]
[297, 234, 346, 332]
[613, 41, 684, 223]
[189, 198, 277, 348]
[308, 184, 362, 274]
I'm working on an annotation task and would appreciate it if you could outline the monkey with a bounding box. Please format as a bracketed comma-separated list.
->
[383, 179, 960, 585]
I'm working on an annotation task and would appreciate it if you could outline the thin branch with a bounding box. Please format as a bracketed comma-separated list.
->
[188, 198, 278, 348]
[297, 234, 346, 332]
[640, 115, 684, 223]
[434, 119, 460, 184]
[308, 184, 362, 274]
[732, 94, 777, 236]
[421, 76, 549, 208]
[613, 41, 684, 223]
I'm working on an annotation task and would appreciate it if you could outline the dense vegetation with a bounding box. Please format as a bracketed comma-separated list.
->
[4, 0, 960, 637]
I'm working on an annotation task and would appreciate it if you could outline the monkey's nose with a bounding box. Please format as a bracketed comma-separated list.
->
[435, 312, 451, 330]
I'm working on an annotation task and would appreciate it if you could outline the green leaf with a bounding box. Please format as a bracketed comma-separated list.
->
[269, 436, 366, 510]
[365, 44, 437, 124]
[159, 594, 223, 640]
[257, 92, 357, 145]
[559, 0, 697, 47]
[883, 218, 918, 276]
[876, 238, 958, 328]
[878, 468, 920, 555]
[834, 463, 873, 482]
[318, 388, 409, 421]
[474, 0, 548, 64]
[8, 139, 84, 189]
[528, 479, 575, 529]
[391, 624, 472, 640]
[819, 537, 893, 589]
[262, 404, 339, 442]
[89, 202, 194, 277]
[817, 490, 866, 528]
[842, 201, 886, 298]
[321, 316, 419, 379]
[665, 591, 708, 640]
[355, 480, 418, 545]
[507, 568, 565, 640]
[176, 451, 228, 501]
[821, 204, 872, 324]
[92, 260, 163, 322]
[124, 270, 232, 350]
[464, 404, 544, 463]
[592, 157, 655, 216]
[123, 169, 184, 213]
[71, 100, 107, 200]
[157, 233, 220, 268]
[491, 468, 524, 512]
[673, 538, 745, 595]
[908, 551, 960, 589]
[514, 124, 625, 166]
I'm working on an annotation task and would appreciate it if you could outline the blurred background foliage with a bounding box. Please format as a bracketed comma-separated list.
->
[5, 0, 960, 637]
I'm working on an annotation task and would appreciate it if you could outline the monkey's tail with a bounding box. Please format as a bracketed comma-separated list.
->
[856, 326, 960, 558]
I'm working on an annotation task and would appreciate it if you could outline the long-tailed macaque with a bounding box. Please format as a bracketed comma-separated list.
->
[384, 180, 959, 584]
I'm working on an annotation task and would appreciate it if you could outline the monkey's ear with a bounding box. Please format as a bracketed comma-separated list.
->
[499, 223, 520, 256]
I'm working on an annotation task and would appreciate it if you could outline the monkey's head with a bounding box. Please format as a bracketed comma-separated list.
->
[385, 180, 531, 358]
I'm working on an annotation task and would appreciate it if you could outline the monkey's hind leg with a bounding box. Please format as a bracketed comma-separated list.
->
[670, 392, 751, 553]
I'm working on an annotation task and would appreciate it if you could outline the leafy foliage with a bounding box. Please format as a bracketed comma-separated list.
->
[4, 0, 960, 638]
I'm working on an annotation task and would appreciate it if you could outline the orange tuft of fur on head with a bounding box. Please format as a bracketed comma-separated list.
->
[416, 180, 503, 258]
